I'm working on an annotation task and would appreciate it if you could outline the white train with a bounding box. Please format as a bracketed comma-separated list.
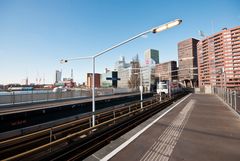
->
[157, 82, 168, 94]
[157, 81, 183, 95]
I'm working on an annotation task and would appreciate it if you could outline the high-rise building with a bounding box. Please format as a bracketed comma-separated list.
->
[197, 26, 240, 89]
[115, 56, 131, 88]
[86, 73, 101, 88]
[178, 38, 199, 87]
[145, 49, 159, 65]
[115, 56, 130, 70]
[141, 65, 156, 91]
[55, 70, 62, 83]
[155, 61, 178, 82]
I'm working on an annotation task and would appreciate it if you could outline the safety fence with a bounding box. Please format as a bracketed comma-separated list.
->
[212, 87, 239, 114]
[0, 88, 119, 106]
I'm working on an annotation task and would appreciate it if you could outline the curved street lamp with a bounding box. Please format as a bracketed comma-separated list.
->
[60, 19, 182, 127]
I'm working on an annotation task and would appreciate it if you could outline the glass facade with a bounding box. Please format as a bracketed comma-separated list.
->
[145, 49, 159, 65]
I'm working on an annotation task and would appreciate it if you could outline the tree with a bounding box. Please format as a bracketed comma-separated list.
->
[128, 54, 141, 91]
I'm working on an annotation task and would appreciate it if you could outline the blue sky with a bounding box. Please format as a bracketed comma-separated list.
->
[0, 0, 239, 84]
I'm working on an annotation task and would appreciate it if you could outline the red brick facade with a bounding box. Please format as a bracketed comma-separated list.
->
[86, 73, 101, 88]
[197, 26, 240, 89]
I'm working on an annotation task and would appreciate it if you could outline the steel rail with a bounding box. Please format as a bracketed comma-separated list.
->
[44, 95, 177, 160]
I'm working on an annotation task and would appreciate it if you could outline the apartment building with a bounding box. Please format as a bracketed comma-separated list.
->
[197, 26, 240, 89]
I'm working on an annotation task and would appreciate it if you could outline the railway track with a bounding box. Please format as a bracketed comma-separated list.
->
[0, 92, 187, 161]
[45, 99, 175, 161]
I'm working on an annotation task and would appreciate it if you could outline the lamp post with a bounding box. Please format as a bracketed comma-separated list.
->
[132, 68, 143, 108]
[121, 66, 145, 109]
[159, 72, 162, 102]
[60, 19, 182, 127]
[140, 70, 143, 109]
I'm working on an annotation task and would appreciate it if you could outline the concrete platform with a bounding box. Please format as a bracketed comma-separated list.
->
[85, 94, 240, 161]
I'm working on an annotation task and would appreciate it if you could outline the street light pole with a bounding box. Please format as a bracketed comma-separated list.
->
[159, 72, 162, 102]
[140, 69, 143, 109]
[60, 19, 182, 127]
[92, 57, 96, 126]
[131, 68, 144, 109]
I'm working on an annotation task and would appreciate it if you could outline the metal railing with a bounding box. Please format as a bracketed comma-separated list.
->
[0, 87, 184, 106]
[212, 87, 239, 114]
[0, 90, 91, 106]
[0, 88, 119, 106]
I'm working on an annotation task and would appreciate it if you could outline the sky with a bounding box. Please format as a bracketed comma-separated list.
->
[0, 0, 239, 85]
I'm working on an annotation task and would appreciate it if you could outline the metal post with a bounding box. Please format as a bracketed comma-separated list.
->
[159, 73, 162, 102]
[159, 89, 162, 102]
[50, 128, 52, 143]
[224, 72, 227, 102]
[234, 91, 237, 111]
[13, 91, 15, 104]
[224, 88, 226, 102]
[169, 66, 172, 99]
[92, 57, 95, 127]
[47, 90, 49, 101]
[221, 74, 223, 99]
[49, 128, 52, 152]
[228, 89, 231, 105]
[20, 93, 22, 103]
[169, 80, 171, 99]
[31, 89, 33, 103]
[140, 69, 143, 109]
[228, 90, 230, 105]
[89, 117, 92, 128]
[113, 110, 116, 124]
[227, 89, 229, 104]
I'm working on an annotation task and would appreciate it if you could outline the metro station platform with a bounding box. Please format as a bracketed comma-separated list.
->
[85, 94, 240, 161]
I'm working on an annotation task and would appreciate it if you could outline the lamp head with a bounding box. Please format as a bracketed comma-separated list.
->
[152, 19, 182, 33]
[60, 59, 68, 64]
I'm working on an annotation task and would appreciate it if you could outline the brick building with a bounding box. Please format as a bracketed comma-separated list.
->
[86, 73, 101, 88]
[197, 26, 240, 89]
[155, 61, 178, 82]
[178, 38, 199, 87]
